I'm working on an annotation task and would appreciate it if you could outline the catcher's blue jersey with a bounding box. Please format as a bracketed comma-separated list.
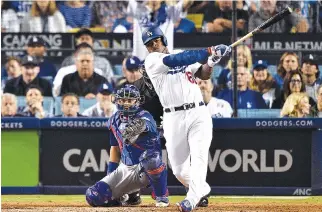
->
[106, 108, 161, 166]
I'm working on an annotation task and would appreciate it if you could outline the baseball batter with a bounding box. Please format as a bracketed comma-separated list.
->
[142, 26, 231, 211]
[85, 85, 169, 207]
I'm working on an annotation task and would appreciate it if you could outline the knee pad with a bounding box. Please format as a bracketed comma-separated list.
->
[85, 181, 113, 207]
[140, 151, 163, 171]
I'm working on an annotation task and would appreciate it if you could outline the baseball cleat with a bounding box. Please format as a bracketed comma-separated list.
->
[151, 188, 169, 200]
[196, 193, 210, 207]
[155, 196, 169, 207]
[176, 199, 193, 212]
[121, 191, 141, 206]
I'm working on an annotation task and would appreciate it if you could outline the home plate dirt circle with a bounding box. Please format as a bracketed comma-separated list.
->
[2, 202, 322, 212]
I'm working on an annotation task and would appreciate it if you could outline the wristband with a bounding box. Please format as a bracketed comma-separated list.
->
[107, 161, 119, 174]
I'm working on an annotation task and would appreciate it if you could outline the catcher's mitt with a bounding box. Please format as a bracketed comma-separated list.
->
[122, 118, 146, 144]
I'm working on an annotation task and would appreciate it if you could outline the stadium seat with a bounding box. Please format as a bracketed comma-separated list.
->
[41, 76, 53, 85]
[54, 97, 62, 116]
[17, 96, 54, 116]
[237, 109, 281, 118]
[113, 64, 123, 75]
[79, 97, 97, 113]
[186, 14, 204, 30]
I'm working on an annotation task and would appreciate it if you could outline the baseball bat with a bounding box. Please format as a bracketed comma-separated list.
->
[230, 7, 292, 48]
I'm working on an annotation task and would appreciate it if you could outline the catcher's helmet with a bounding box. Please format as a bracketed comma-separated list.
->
[142, 26, 168, 46]
[115, 84, 141, 121]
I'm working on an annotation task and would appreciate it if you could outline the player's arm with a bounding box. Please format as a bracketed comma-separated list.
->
[162, 45, 231, 68]
[107, 128, 121, 174]
[145, 45, 230, 78]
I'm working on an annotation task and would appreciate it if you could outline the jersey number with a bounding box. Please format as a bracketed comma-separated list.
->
[186, 72, 197, 84]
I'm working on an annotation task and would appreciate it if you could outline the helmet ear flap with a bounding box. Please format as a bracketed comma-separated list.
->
[161, 36, 168, 46]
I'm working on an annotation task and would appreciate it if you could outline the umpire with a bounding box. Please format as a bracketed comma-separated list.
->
[117, 56, 163, 126]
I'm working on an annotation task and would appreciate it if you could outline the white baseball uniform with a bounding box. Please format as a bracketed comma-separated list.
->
[207, 97, 233, 118]
[145, 52, 212, 208]
[127, 0, 182, 60]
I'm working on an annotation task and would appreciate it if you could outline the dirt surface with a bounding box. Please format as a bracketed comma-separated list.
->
[3, 202, 322, 212]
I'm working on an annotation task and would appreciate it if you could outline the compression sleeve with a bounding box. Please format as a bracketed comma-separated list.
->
[163, 49, 209, 68]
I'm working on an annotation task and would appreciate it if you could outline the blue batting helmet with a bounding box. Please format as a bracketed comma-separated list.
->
[115, 84, 141, 121]
[142, 26, 168, 46]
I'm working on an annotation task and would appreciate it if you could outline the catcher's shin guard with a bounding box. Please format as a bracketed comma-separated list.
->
[140, 151, 168, 197]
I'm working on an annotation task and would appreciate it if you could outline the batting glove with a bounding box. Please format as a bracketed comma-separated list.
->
[209, 44, 231, 58]
[207, 55, 221, 67]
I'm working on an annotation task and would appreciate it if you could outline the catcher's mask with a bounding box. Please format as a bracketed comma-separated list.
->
[115, 84, 141, 122]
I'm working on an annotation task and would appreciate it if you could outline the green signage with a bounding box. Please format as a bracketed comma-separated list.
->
[1, 131, 39, 186]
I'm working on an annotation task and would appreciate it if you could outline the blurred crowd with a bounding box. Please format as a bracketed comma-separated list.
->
[1, 0, 322, 33]
[1, 0, 322, 119]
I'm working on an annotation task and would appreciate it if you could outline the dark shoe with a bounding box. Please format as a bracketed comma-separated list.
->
[126, 191, 141, 205]
[196, 193, 210, 207]
[196, 196, 208, 207]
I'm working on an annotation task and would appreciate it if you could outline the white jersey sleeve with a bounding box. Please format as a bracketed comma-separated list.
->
[145, 52, 169, 78]
[190, 62, 202, 76]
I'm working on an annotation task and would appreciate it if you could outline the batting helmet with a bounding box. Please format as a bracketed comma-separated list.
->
[142, 26, 168, 46]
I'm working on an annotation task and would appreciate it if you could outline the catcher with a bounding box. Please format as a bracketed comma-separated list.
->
[86, 84, 169, 207]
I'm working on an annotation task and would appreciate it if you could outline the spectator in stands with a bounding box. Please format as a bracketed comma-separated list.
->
[21, 0, 66, 32]
[249, 60, 279, 108]
[204, 0, 249, 35]
[26, 36, 57, 78]
[61, 28, 114, 82]
[272, 70, 316, 109]
[274, 52, 300, 88]
[311, 85, 322, 117]
[188, 1, 210, 14]
[10, 0, 33, 24]
[301, 54, 322, 102]
[82, 83, 117, 118]
[59, 0, 91, 29]
[53, 43, 106, 97]
[56, 93, 84, 117]
[280, 92, 311, 118]
[217, 44, 252, 91]
[1, 93, 22, 117]
[127, 0, 186, 60]
[1, 0, 20, 32]
[197, 78, 233, 117]
[60, 43, 108, 98]
[116, 56, 143, 89]
[4, 56, 22, 79]
[20, 85, 49, 118]
[4, 55, 52, 96]
[174, 0, 196, 33]
[217, 66, 267, 109]
[249, 0, 308, 33]
[90, 1, 131, 33]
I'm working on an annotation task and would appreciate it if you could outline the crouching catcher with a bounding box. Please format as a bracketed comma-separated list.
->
[85, 84, 169, 207]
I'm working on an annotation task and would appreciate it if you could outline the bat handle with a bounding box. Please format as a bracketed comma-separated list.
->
[229, 32, 255, 48]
